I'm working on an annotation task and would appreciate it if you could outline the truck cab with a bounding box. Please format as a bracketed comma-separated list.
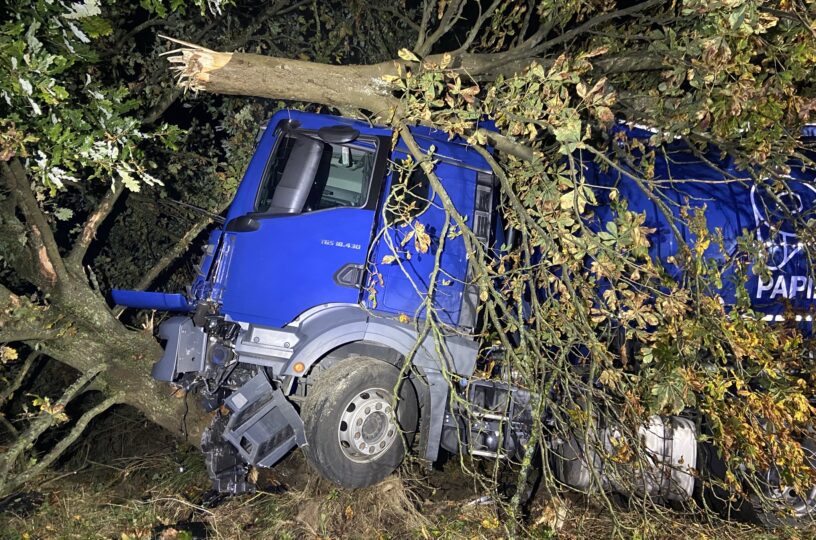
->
[113, 111, 497, 490]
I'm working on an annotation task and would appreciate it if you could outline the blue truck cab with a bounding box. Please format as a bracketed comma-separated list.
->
[114, 112, 816, 513]
[114, 111, 496, 491]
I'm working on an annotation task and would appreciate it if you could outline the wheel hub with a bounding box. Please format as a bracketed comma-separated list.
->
[759, 438, 816, 518]
[362, 411, 387, 442]
[337, 388, 399, 463]
[763, 471, 816, 518]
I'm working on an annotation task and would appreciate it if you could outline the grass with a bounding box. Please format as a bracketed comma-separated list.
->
[0, 449, 289, 540]
[0, 447, 484, 539]
[0, 409, 814, 540]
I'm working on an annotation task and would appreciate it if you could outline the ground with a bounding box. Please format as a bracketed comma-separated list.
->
[0, 406, 810, 539]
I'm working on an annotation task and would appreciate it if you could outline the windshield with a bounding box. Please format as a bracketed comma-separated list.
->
[255, 132, 376, 214]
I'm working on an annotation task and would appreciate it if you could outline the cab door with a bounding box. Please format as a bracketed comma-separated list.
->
[216, 131, 387, 328]
[367, 151, 478, 326]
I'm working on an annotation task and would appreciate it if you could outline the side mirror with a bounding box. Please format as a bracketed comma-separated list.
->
[318, 125, 359, 144]
[226, 214, 260, 232]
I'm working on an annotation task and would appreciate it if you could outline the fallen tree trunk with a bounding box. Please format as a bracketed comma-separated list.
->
[164, 37, 401, 117]
[161, 38, 540, 160]
[2, 280, 213, 445]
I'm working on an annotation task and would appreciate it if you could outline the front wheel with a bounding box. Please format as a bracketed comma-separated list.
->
[300, 357, 419, 488]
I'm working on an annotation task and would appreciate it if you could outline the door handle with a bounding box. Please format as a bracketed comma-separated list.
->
[225, 214, 260, 232]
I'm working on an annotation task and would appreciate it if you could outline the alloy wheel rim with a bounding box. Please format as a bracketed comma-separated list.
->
[337, 387, 399, 463]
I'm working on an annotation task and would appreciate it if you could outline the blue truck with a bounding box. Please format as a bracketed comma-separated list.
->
[113, 111, 816, 518]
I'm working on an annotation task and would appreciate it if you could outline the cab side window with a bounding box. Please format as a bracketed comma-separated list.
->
[254, 133, 376, 214]
[308, 144, 375, 210]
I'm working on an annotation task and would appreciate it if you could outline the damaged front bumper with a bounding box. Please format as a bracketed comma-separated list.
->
[151, 314, 308, 492]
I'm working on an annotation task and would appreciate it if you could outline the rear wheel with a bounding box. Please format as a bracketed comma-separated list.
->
[300, 357, 419, 488]
[750, 437, 816, 527]
[696, 437, 816, 527]
[694, 440, 755, 522]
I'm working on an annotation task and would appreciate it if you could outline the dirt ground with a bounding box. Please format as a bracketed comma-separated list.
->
[0, 406, 811, 539]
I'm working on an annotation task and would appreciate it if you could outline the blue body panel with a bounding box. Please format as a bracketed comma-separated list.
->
[368, 152, 478, 325]
[587, 128, 816, 321]
[219, 209, 375, 327]
[112, 112, 815, 333]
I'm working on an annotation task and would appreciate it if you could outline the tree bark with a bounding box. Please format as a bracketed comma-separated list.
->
[35, 294, 212, 444]
[165, 38, 400, 116]
[1, 270, 211, 447]
[162, 37, 545, 117]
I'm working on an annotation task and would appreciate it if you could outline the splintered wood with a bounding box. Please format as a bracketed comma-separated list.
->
[159, 35, 232, 93]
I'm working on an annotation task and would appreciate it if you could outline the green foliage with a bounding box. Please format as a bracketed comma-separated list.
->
[382, 0, 816, 517]
[0, 1, 180, 197]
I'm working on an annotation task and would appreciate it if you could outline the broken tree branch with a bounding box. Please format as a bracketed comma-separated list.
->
[144, 0, 295, 125]
[157, 37, 542, 161]
[1, 160, 68, 289]
[67, 183, 125, 271]
[160, 35, 401, 117]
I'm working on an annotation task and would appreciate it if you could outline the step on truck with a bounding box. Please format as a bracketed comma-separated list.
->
[113, 111, 816, 519]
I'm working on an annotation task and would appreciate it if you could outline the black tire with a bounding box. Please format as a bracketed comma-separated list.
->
[696, 437, 816, 528]
[300, 356, 419, 488]
[694, 440, 757, 522]
[748, 437, 816, 529]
